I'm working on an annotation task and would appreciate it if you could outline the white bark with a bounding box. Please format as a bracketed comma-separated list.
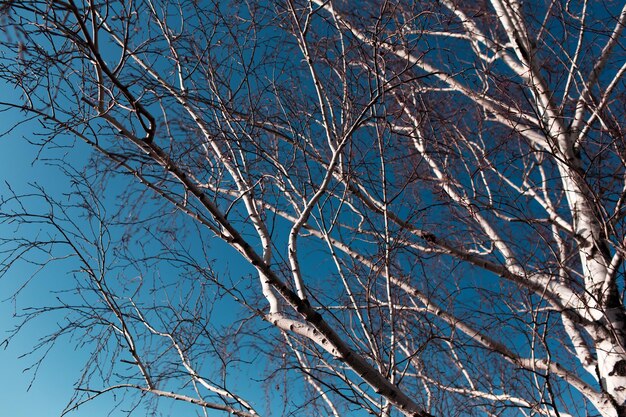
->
[3, 0, 626, 416]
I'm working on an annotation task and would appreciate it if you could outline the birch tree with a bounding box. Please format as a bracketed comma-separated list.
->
[1, 0, 626, 416]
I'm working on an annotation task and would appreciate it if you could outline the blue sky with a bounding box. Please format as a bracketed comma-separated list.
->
[0, 90, 292, 417]
[2, 1, 621, 416]
[0, 95, 131, 416]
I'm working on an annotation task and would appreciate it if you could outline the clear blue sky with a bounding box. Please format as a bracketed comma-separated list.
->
[0, 88, 282, 417]
[0, 85, 138, 416]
